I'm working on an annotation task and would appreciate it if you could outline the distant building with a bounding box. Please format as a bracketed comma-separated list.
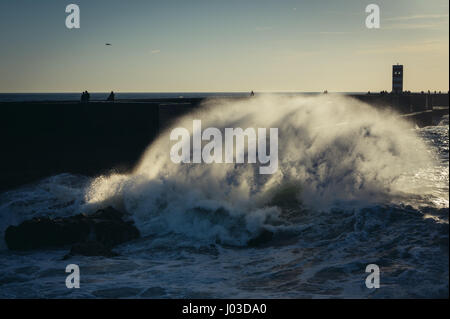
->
[392, 64, 403, 94]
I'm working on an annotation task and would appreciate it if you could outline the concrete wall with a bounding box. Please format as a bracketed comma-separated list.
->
[0, 102, 160, 191]
[0, 93, 447, 191]
[352, 93, 449, 113]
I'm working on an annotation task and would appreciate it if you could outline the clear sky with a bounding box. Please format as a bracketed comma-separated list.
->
[0, 0, 448, 93]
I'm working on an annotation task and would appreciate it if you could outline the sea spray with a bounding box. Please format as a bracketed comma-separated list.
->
[81, 94, 434, 246]
[169, 120, 279, 174]
[0, 95, 446, 298]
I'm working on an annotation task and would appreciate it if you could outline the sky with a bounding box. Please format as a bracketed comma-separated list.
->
[0, 0, 448, 93]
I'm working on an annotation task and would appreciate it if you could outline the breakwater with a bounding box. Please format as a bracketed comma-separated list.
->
[0, 93, 447, 191]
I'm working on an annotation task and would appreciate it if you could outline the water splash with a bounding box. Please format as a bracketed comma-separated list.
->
[82, 95, 435, 245]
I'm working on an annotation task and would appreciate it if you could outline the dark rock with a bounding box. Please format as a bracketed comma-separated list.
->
[268, 183, 302, 208]
[5, 216, 90, 250]
[247, 229, 274, 247]
[64, 241, 119, 259]
[5, 206, 140, 254]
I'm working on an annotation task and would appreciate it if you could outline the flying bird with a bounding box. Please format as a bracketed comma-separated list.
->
[105, 43, 112, 46]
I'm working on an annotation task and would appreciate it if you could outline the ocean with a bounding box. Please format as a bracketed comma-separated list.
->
[0, 92, 249, 103]
[0, 94, 448, 298]
[0, 92, 361, 103]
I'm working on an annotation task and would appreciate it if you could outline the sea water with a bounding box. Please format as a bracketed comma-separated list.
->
[0, 95, 447, 298]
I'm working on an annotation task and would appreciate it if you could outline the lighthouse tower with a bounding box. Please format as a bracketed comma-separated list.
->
[392, 64, 403, 94]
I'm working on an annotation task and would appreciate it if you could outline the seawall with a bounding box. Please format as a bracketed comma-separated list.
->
[0, 93, 448, 192]
[0, 101, 161, 191]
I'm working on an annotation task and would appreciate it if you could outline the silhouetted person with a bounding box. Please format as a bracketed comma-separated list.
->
[250, 90, 255, 97]
[107, 91, 115, 102]
[80, 91, 88, 103]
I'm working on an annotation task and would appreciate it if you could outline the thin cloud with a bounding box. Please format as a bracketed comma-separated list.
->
[386, 14, 449, 21]
[384, 13, 449, 29]
[356, 40, 448, 54]
[150, 49, 161, 54]
[384, 20, 448, 30]
[385, 23, 442, 30]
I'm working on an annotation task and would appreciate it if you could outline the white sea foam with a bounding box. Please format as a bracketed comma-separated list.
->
[0, 95, 447, 298]
[81, 95, 435, 245]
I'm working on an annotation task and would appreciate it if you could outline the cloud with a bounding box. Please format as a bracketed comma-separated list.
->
[384, 23, 445, 30]
[386, 14, 449, 21]
[356, 39, 448, 55]
[383, 13, 449, 29]
[150, 49, 161, 54]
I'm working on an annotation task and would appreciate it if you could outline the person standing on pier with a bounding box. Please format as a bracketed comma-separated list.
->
[107, 91, 115, 102]
[80, 91, 91, 103]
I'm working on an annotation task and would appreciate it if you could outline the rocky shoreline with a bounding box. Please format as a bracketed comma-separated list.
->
[4, 206, 140, 258]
